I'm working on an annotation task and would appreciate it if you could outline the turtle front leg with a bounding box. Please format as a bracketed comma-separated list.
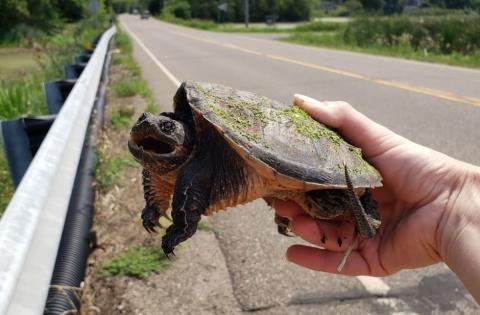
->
[141, 169, 172, 233]
[141, 169, 162, 233]
[161, 160, 212, 256]
[344, 165, 379, 239]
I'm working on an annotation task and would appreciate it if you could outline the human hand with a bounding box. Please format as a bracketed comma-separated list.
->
[273, 95, 480, 280]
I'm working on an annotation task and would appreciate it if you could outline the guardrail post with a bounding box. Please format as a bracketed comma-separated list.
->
[64, 64, 86, 80]
[43, 80, 76, 114]
[0, 116, 56, 187]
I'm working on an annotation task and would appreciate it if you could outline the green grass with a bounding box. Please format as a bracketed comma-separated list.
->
[283, 32, 480, 68]
[96, 154, 137, 192]
[197, 219, 214, 232]
[0, 49, 38, 80]
[160, 15, 346, 33]
[293, 21, 344, 33]
[110, 106, 135, 129]
[159, 15, 298, 33]
[113, 76, 150, 98]
[115, 30, 133, 55]
[0, 150, 14, 216]
[100, 245, 172, 278]
[0, 76, 47, 120]
[145, 100, 158, 113]
[113, 29, 159, 113]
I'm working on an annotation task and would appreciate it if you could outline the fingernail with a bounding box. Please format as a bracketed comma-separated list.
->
[286, 246, 294, 262]
[286, 250, 292, 262]
[321, 235, 326, 244]
[337, 237, 343, 247]
[294, 94, 305, 105]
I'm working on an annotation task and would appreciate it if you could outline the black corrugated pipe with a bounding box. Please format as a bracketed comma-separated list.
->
[43, 122, 97, 314]
[43, 34, 113, 314]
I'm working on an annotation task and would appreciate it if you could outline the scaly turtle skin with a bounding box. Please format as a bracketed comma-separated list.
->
[128, 81, 382, 260]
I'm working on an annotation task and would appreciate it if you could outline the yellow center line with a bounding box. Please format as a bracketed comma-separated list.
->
[171, 30, 480, 107]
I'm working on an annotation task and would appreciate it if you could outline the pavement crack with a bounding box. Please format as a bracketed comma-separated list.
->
[288, 292, 404, 306]
[210, 228, 245, 312]
[243, 304, 278, 312]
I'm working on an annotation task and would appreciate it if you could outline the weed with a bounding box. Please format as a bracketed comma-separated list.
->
[198, 219, 214, 232]
[113, 76, 149, 98]
[343, 16, 480, 55]
[110, 106, 135, 129]
[283, 31, 480, 68]
[293, 21, 344, 32]
[0, 149, 14, 215]
[100, 245, 172, 278]
[0, 76, 46, 120]
[123, 58, 141, 77]
[145, 100, 158, 113]
[96, 154, 137, 192]
[115, 31, 133, 55]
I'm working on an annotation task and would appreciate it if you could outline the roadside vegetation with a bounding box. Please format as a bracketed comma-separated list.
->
[0, 2, 111, 216]
[114, 0, 480, 68]
[284, 14, 480, 68]
[100, 245, 172, 278]
[95, 29, 156, 193]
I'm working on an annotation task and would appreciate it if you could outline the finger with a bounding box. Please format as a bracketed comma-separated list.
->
[293, 94, 405, 159]
[286, 244, 371, 276]
[291, 215, 356, 252]
[271, 199, 304, 219]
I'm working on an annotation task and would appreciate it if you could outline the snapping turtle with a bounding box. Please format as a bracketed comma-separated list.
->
[128, 81, 382, 268]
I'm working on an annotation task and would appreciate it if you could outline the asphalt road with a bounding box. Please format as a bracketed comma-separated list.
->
[120, 15, 480, 314]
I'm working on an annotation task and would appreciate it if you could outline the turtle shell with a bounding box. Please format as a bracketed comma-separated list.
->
[174, 81, 382, 190]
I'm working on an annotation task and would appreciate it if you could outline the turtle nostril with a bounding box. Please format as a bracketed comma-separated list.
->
[137, 113, 149, 125]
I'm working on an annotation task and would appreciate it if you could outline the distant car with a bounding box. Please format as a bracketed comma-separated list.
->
[140, 11, 150, 19]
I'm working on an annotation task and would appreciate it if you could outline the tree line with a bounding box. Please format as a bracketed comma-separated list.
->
[111, 0, 315, 22]
[0, 0, 91, 39]
[2, 0, 478, 40]
[112, 0, 479, 22]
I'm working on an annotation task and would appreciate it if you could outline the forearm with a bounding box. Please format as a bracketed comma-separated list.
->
[441, 164, 480, 303]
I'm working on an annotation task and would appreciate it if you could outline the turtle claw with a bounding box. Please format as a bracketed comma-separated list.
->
[278, 225, 295, 237]
[142, 221, 156, 233]
[165, 251, 176, 260]
[141, 205, 161, 234]
[275, 214, 294, 237]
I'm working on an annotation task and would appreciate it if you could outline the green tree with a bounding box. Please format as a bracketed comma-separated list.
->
[164, 0, 191, 19]
[360, 0, 384, 11]
[0, 0, 30, 37]
[384, 0, 404, 14]
[148, 0, 163, 15]
[26, 0, 61, 32]
[279, 0, 311, 21]
[55, 0, 86, 21]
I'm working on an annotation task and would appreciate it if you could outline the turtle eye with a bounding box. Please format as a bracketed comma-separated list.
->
[160, 121, 176, 135]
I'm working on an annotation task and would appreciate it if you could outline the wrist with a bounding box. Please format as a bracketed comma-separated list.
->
[439, 163, 480, 302]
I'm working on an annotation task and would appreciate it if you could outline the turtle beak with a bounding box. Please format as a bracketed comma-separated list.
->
[128, 113, 193, 170]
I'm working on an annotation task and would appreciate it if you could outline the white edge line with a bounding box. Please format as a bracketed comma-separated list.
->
[121, 16, 397, 303]
[357, 275, 391, 296]
[121, 19, 181, 88]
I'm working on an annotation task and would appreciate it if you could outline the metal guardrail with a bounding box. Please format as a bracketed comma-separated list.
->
[0, 26, 116, 315]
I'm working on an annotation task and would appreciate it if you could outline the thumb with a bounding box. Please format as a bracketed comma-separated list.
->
[294, 94, 405, 159]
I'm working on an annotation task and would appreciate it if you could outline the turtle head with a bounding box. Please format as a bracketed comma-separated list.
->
[128, 112, 194, 173]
